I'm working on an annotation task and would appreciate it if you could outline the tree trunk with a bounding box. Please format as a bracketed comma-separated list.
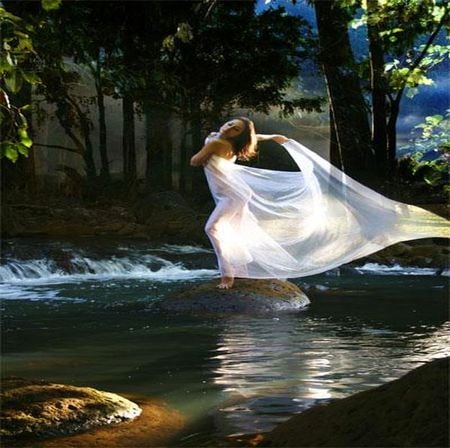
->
[179, 120, 192, 195]
[144, 100, 171, 191]
[329, 105, 342, 170]
[314, 0, 373, 182]
[122, 94, 136, 187]
[387, 96, 401, 177]
[190, 113, 205, 195]
[79, 114, 96, 185]
[367, 0, 388, 177]
[67, 96, 97, 185]
[95, 63, 110, 184]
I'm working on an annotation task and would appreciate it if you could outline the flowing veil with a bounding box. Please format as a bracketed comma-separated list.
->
[203, 138, 449, 279]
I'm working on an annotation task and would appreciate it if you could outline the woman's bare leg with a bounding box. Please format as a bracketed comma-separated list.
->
[205, 198, 242, 288]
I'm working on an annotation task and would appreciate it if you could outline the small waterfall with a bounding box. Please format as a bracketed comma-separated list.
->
[354, 263, 444, 276]
[0, 252, 217, 284]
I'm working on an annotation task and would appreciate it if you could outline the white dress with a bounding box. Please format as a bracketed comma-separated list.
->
[203, 135, 449, 279]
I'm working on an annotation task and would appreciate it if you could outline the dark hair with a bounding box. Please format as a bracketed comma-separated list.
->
[227, 116, 258, 161]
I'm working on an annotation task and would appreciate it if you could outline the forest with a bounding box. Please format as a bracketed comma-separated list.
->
[1, 0, 449, 228]
[1, 2, 450, 447]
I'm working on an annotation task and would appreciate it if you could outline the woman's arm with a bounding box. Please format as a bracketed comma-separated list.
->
[190, 140, 227, 167]
[256, 134, 289, 144]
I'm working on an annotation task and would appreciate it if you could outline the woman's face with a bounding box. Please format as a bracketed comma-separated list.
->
[219, 119, 245, 138]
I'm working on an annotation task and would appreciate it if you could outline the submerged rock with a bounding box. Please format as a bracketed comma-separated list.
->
[1, 378, 142, 441]
[158, 279, 310, 314]
[258, 357, 449, 447]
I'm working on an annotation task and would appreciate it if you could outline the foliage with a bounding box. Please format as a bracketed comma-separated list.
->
[41, 0, 62, 12]
[352, 0, 450, 98]
[397, 111, 449, 188]
[160, 2, 323, 127]
[0, 7, 38, 162]
[400, 110, 450, 155]
[1, 0, 63, 163]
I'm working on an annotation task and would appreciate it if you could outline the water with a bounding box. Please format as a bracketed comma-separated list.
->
[1, 238, 449, 444]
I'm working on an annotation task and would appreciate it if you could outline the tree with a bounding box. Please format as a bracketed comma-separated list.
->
[361, 0, 450, 176]
[285, 0, 450, 183]
[158, 1, 323, 192]
[313, 0, 374, 181]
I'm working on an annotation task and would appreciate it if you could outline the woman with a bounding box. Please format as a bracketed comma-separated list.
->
[191, 117, 449, 289]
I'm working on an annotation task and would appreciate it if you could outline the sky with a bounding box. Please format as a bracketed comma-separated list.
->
[255, 0, 450, 146]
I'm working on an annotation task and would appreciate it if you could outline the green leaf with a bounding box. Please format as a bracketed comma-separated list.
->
[20, 70, 41, 85]
[2, 143, 19, 162]
[6, 52, 14, 67]
[430, 114, 444, 122]
[41, 0, 62, 11]
[18, 128, 33, 147]
[4, 71, 23, 93]
[406, 87, 418, 98]
[423, 169, 442, 185]
[16, 143, 29, 156]
[350, 17, 366, 29]
[18, 112, 28, 127]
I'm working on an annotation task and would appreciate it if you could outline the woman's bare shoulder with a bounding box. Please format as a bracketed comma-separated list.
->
[206, 133, 232, 146]
[206, 136, 233, 153]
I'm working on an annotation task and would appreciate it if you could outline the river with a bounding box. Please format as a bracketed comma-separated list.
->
[1, 237, 449, 444]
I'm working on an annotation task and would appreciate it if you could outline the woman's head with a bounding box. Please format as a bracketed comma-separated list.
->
[219, 117, 258, 161]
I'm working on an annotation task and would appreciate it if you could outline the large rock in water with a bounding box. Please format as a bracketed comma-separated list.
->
[158, 279, 310, 314]
[258, 357, 449, 447]
[0, 378, 142, 441]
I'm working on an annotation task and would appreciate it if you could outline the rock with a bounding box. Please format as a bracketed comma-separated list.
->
[38, 223, 98, 237]
[1, 378, 142, 441]
[30, 395, 186, 448]
[359, 241, 448, 270]
[257, 357, 449, 447]
[158, 279, 310, 314]
[408, 244, 445, 258]
[381, 242, 412, 257]
[133, 191, 194, 223]
[133, 190, 207, 244]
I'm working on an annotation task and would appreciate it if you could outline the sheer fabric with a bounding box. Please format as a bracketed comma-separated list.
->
[203, 138, 449, 279]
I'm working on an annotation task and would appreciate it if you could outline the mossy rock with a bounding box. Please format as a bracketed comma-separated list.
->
[258, 357, 449, 447]
[158, 278, 310, 314]
[1, 378, 142, 441]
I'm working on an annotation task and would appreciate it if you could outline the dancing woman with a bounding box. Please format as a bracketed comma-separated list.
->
[190, 117, 449, 289]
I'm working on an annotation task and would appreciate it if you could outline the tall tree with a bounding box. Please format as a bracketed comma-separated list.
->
[313, 0, 374, 181]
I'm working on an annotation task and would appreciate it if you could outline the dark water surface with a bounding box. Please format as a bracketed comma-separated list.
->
[1, 238, 449, 443]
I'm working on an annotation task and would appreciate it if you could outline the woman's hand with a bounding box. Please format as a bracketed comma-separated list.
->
[256, 134, 289, 144]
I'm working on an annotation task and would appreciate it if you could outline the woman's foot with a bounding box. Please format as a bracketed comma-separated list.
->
[217, 276, 234, 289]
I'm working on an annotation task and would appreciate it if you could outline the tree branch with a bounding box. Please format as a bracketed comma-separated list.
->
[395, 6, 449, 103]
[33, 143, 83, 155]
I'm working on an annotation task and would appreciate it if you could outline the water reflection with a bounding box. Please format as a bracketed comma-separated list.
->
[209, 314, 450, 435]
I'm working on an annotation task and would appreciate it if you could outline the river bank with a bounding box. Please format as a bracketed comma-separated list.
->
[2, 190, 448, 271]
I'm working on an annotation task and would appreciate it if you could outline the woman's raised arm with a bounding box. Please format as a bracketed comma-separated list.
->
[256, 134, 289, 144]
